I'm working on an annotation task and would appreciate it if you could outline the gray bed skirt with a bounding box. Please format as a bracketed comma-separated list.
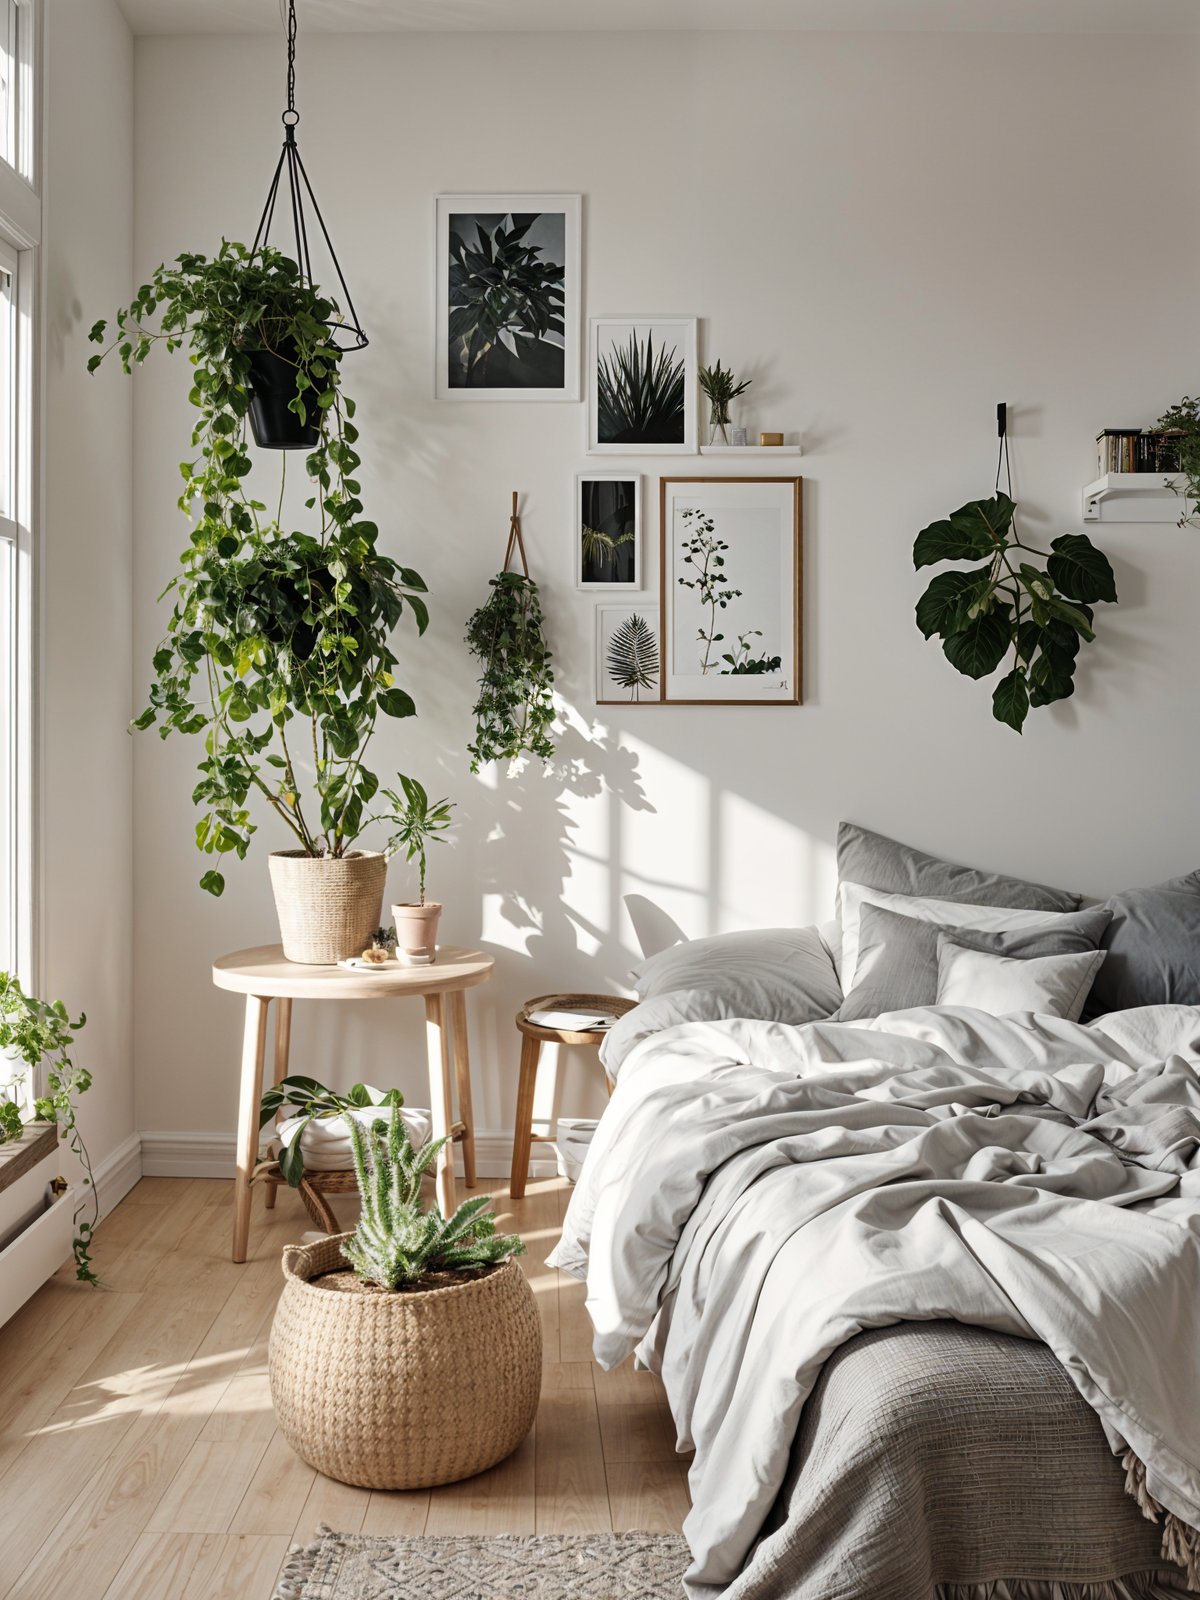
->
[705, 1323, 1188, 1600]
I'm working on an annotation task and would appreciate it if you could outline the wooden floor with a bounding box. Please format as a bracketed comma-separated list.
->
[0, 1174, 690, 1600]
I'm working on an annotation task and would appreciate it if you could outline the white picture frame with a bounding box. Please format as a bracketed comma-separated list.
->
[575, 473, 641, 590]
[587, 315, 698, 454]
[435, 193, 581, 401]
[660, 477, 802, 705]
[595, 604, 662, 705]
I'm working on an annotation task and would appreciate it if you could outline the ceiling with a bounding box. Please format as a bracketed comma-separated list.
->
[115, 0, 1200, 36]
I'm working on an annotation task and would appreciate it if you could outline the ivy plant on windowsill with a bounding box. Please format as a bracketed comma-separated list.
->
[913, 492, 1117, 732]
[0, 974, 99, 1286]
[86, 242, 429, 895]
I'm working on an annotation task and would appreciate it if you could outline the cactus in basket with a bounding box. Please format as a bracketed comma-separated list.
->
[342, 1108, 525, 1291]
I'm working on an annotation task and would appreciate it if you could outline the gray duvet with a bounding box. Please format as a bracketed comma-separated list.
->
[550, 1002, 1200, 1598]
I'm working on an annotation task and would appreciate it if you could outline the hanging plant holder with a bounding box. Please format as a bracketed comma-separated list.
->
[247, 0, 367, 449]
[465, 494, 557, 773]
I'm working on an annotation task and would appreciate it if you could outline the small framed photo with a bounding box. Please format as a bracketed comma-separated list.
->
[588, 316, 697, 454]
[576, 474, 641, 589]
[435, 194, 581, 401]
[660, 477, 802, 705]
[595, 604, 662, 705]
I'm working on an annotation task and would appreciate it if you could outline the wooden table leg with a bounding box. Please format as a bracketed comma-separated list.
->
[449, 987, 477, 1190]
[509, 1033, 541, 1201]
[233, 994, 270, 1263]
[425, 992, 457, 1218]
[264, 996, 293, 1212]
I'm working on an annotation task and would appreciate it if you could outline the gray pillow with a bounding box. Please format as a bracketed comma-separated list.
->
[630, 927, 842, 1023]
[837, 822, 1082, 914]
[1086, 870, 1200, 1016]
[837, 901, 1112, 1022]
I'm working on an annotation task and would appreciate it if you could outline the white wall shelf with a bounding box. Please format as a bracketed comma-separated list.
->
[698, 444, 802, 457]
[1082, 473, 1189, 524]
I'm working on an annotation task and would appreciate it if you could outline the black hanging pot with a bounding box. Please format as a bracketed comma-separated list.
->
[245, 343, 322, 451]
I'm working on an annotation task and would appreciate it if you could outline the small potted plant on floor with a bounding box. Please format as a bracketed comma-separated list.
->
[268, 1107, 540, 1490]
[383, 777, 456, 965]
[87, 244, 430, 963]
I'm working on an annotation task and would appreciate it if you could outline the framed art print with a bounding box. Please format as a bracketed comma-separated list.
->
[660, 477, 802, 705]
[588, 316, 697, 454]
[576, 474, 641, 589]
[436, 194, 581, 401]
[596, 604, 661, 705]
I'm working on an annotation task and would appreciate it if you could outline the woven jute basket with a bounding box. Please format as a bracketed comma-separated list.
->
[268, 850, 387, 964]
[268, 1234, 542, 1489]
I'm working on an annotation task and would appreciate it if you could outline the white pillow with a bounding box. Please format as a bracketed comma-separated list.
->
[935, 937, 1106, 1021]
[837, 880, 1081, 994]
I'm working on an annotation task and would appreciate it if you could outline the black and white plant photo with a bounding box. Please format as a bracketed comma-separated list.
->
[436, 194, 580, 401]
[660, 477, 802, 704]
[588, 316, 697, 453]
[596, 605, 661, 704]
[576, 474, 641, 588]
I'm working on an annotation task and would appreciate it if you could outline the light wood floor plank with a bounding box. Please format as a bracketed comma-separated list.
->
[98, 1531, 210, 1600]
[292, 1471, 370, 1544]
[534, 1382, 611, 1534]
[362, 1488, 431, 1536]
[606, 1460, 692, 1532]
[179, 1533, 291, 1600]
[147, 1436, 273, 1534]
[425, 1428, 537, 1536]
[228, 1430, 316, 1537]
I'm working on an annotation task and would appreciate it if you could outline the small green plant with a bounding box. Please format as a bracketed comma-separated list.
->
[605, 613, 659, 701]
[721, 630, 781, 675]
[259, 1075, 405, 1188]
[465, 571, 556, 772]
[1153, 396, 1200, 527]
[580, 523, 635, 577]
[379, 777, 455, 905]
[342, 1109, 525, 1292]
[678, 507, 743, 673]
[698, 359, 751, 440]
[913, 491, 1117, 732]
[0, 974, 98, 1285]
[596, 329, 685, 446]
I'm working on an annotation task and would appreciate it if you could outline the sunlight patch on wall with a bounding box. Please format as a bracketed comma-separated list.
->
[717, 792, 837, 930]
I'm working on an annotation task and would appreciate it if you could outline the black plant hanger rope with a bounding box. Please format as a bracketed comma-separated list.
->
[252, 0, 368, 352]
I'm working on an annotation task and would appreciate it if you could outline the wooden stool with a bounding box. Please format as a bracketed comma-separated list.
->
[510, 993, 635, 1199]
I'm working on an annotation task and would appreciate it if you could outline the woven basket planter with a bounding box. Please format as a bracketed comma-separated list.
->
[268, 1234, 542, 1489]
[268, 850, 387, 964]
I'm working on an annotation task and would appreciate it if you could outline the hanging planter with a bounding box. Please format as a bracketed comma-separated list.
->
[465, 494, 556, 773]
[245, 343, 322, 450]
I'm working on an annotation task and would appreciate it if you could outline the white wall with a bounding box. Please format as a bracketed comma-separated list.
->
[43, 0, 136, 1177]
[130, 29, 1200, 1151]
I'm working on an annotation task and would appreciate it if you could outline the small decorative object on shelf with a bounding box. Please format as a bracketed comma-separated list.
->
[698, 359, 752, 448]
[465, 493, 556, 772]
[384, 777, 456, 965]
[760, 431, 784, 447]
[916, 406, 1117, 733]
[267, 1107, 539, 1490]
[729, 427, 748, 447]
[0, 974, 98, 1285]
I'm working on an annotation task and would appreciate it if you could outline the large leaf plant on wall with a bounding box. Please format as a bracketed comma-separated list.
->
[913, 425, 1117, 732]
[88, 243, 428, 894]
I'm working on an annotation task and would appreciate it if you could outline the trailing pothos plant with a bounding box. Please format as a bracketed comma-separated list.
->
[0, 974, 99, 1285]
[465, 572, 555, 773]
[914, 491, 1117, 732]
[86, 242, 428, 893]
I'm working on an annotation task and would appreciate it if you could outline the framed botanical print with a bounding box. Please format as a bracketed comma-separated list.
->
[588, 316, 697, 454]
[596, 604, 662, 704]
[575, 474, 641, 589]
[660, 477, 802, 705]
[435, 194, 581, 400]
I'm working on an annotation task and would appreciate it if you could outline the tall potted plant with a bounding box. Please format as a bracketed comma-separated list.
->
[88, 243, 429, 962]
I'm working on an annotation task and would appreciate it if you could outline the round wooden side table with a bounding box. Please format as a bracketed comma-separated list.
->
[213, 944, 494, 1263]
[510, 992, 635, 1200]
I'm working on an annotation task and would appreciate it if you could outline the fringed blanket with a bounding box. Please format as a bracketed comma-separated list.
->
[551, 1003, 1200, 1597]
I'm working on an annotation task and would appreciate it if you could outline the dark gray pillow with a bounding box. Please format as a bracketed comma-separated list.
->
[837, 822, 1082, 914]
[630, 927, 842, 1023]
[837, 901, 1112, 1022]
[1086, 871, 1200, 1016]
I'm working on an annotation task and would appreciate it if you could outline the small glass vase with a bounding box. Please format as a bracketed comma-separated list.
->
[708, 411, 731, 447]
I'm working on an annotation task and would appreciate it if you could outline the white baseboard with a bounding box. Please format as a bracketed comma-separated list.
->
[93, 1131, 143, 1220]
[139, 1129, 559, 1183]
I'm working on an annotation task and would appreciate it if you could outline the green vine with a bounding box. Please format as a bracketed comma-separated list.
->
[464, 571, 555, 772]
[1154, 396, 1200, 527]
[0, 974, 98, 1285]
[87, 242, 428, 894]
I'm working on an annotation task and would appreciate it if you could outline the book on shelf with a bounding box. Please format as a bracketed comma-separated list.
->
[1096, 428, 1182, 476]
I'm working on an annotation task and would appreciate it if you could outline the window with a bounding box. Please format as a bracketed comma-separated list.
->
[0, 0, 32, 184]
[0, 241, 18, 979]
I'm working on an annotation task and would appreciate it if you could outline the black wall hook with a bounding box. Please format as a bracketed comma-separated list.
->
[997, 402, 1008, 438]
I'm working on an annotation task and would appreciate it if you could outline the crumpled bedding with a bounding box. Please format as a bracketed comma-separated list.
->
[552, 1001, 1200, 1597]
